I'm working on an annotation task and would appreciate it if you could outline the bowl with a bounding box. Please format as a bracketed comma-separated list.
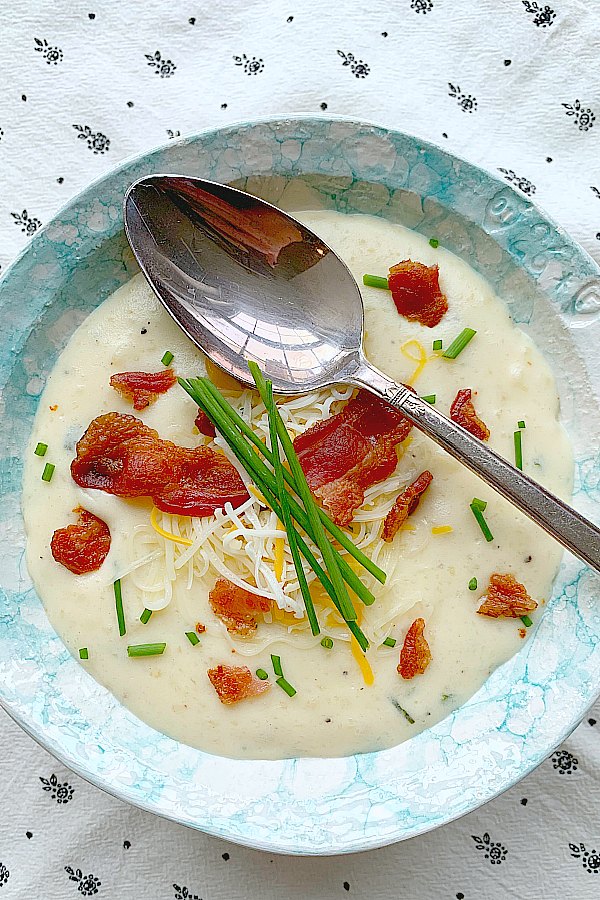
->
[1, 117, 599, 855]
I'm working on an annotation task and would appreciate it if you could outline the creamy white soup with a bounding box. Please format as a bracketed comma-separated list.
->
[22, 211, 573, 759]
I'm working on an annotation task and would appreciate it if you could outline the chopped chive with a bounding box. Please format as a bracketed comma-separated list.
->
[382, 636, 396, 648]
[432, 339, 443, 351]
[390, 697, 415, 724]
[114, 578, 126, 637]
[471, 497, 487, 511]
[161, 350, 174, 366]
[468, 577, 478, 591]
[514, 430, 523, 471]
[276, 676, 297, 697]
[79, 647, 89, 660]
[185, 631, 200, 646]
[271, 653, 283, 677]
[362, 273, 389, 290]
[421, 394, 436, 404]
[521, 615, 533, 627]
[441, 693, 450, 702]
[320, 636, 334, 649]
[127, 642, 166, 657]
[41, 462, 55, 482]
[470, 503, 494, 542]
[256, 668, 269, 680]
[429, 237, 439, 248]
[266, 380, 319, 635]
[442, 327, 476, 359]
[518, 420, 526, 429]
[139, 608, 152, 624]
[34, 442, 48, 457]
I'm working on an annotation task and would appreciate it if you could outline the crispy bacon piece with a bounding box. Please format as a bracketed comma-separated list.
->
[450, 389, 490, 441]
[71, 412, 249, 517]
[110, 368, 177, 411]
[293, 390, 413, 526]
[195, 622, 206, 635]
[398, 618, 432, 679]
[50, 507, 111, 574]
[388, 260, 448, 327]
[209, 577, 271, 635]
[194, 408, 216, 438]
[207, 664, 271, 705]
[477, 573, 537, 619]
[382, 471, 433, 542]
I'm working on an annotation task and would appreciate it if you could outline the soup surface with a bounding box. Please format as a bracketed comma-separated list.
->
[22, 211, 573, 759]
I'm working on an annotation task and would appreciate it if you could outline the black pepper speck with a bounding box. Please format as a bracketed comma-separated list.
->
[343, 883, 350, 892]
[520, 798, 528, 806]
[141, 328, 147, 335]
[222, 852, 230, 861]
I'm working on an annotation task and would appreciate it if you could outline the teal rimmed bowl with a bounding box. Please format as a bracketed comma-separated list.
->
[1, 118, 599, 854]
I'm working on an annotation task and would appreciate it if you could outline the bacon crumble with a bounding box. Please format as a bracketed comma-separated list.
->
[450, 389, 490, 441]
[398, 617, 432, 679]
[207, 664, 271, 705]
[209, 578, 271, 635]
[476, 573, 537, 619]
[110, 368, 177, 411]
[50, 507, 111, 574]
[194, 408, 217, 438]
[70, 412, 249, 517]
[382, 471, 433, 542]
[388, 260, 448, 327]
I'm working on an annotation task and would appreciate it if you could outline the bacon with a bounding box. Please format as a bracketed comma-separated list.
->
[195, 622, 206, 635]
[71, 412, 249, 517]
[207, 664, 271, 705]
[450, 389, 490, 441]
[194, 408, 216, 438]
[110, 368, 177, 411]
[293, 390, 412, 526]
[382, 471, 433, 542]
[477, 573, 537, 619]
[50, 507, 111, 574]
[398, 617, 432, 679]
[209, 578, 271, 635]
[388, 260, 448, 327]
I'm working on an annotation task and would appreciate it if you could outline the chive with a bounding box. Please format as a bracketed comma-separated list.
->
[139, 608, 152, 624]
[249, 361, 357, 623]
[185, 378, 386, 588]
[34, 442, 48, 457]
[266, 380, 319, 635]
[382, 636, 396, 648]
[276, 676, 297, 697]
[518, 420, 526, 429]
[429, 237, 439, 248]
[114, 578, 126, 637]
[521, 615, 533, 627]
[362, 274, 389, 290]
[161, 350, 174, 366]
[41, 462, 55, 482]
[321, 636, 334, 649]
[421, 394, 436, 404]
[391, 697, 415, 724]
[471, 497, 487, 511]
[432, 339, 442, 351]
[468, 576, 478, 591]
[442, 327, 476, 359]
[185, 631, 200, 646]
[441, 693, 450, 702]
[271, 653, 283, 677]
[127, 642, 166, 657]
[256, 668, 269, 680]
[470, 503, 494, 542]
[514, 430, 523, 471]
[79, 647, 89, 660]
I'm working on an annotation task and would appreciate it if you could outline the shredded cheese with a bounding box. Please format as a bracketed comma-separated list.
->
[274, 519, 285, 582]
[431, 525, 453, 535]
[150, 506, 193, 546]
[351, 636, 375, 685]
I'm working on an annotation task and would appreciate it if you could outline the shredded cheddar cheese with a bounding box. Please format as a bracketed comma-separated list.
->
[150, 506, 193, 546]
[351, 636, 375, 685]
[431, 525, 453, 535]
[274, 519, 285, 582]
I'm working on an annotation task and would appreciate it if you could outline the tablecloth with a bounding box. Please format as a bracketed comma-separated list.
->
[0, 0, 599, 896]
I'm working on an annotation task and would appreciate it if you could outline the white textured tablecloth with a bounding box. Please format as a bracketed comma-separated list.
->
[1, 0, 599, 896]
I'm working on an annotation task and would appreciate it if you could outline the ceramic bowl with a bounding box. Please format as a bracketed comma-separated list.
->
[1, 118, 599, 855]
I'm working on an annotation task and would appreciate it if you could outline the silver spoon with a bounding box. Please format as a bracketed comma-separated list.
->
[124, 175, 600, 573]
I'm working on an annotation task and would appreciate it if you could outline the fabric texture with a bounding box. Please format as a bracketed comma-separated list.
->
[0, 0, 599, 896]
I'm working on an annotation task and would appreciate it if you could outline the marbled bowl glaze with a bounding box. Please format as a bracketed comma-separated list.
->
[1, 119, 599, 854]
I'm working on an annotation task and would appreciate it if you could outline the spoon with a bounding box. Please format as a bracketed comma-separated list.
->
[123, 175, 600, 573]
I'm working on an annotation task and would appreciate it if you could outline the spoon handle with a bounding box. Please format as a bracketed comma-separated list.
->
[352, 362, 600, 574]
